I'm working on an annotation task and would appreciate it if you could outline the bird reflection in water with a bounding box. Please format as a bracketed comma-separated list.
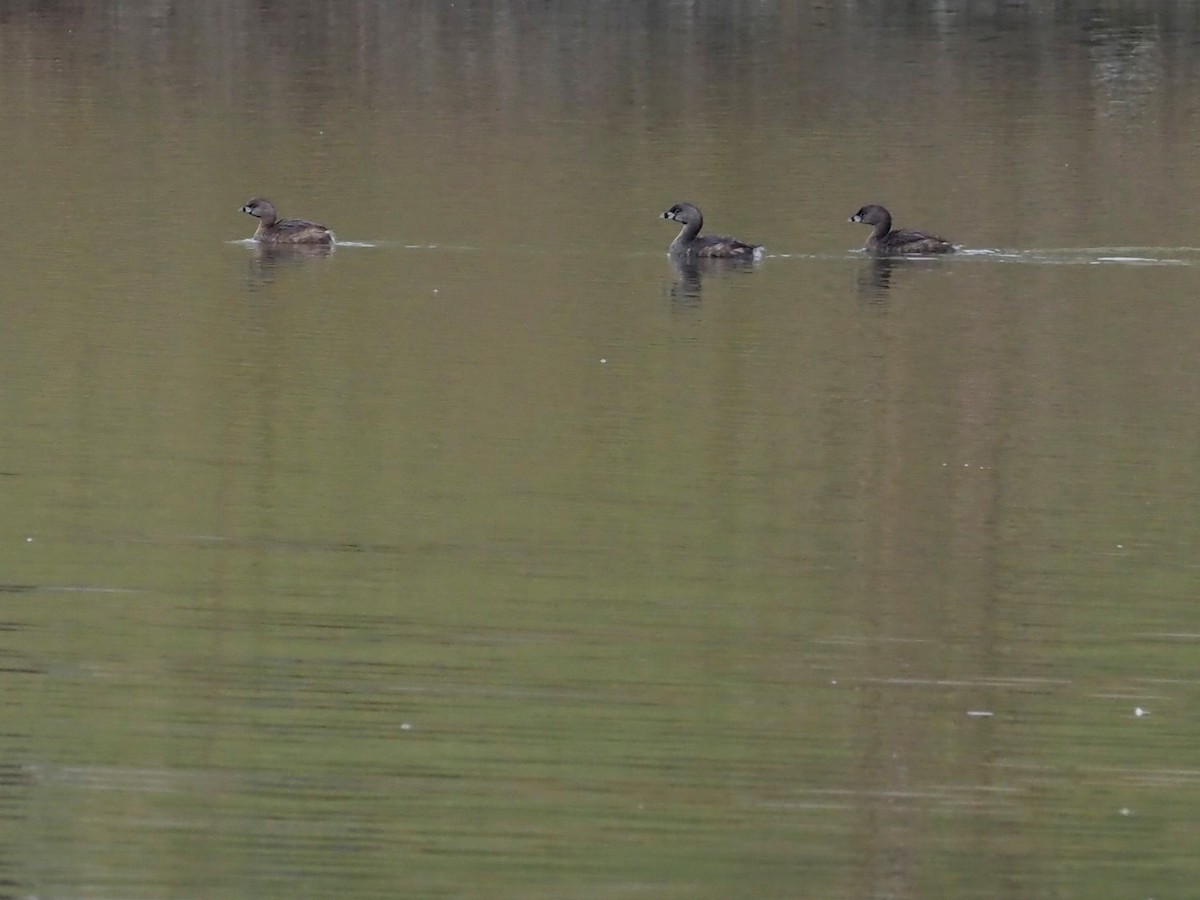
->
[667, 254, 760, 303]
[857, 255, 899, 298]
[243, 241, 334, 287]
[855, 255, 951, 300]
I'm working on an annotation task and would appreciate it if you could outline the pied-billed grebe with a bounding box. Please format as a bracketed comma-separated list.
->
[241, 197, 335, 245]
[661, 202, 762, 259]
[849, 204, 953, 255]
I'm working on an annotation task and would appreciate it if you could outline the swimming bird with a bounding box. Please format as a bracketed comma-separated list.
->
[240, 197, 335, 245]
[661, 202, 762, 259]
[849, 204, 953, 255]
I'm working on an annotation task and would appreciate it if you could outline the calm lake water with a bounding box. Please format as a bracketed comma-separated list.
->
[3, 2, 1200, 898]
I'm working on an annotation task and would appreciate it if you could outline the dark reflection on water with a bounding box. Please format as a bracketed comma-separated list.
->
[855, 255, 901, 298]
[240, 242, 335, 287]
[6, 0, 1200, 124]
[852, 255, 958, 299]
[4, 2, 1200, 900]
[666, 254, 762, 303]
[0, 758, 31, 900]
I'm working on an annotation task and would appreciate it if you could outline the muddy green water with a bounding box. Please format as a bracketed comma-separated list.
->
[2, 3, 1200, 898]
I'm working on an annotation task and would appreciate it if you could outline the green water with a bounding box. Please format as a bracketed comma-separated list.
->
[3, 3, 1200, 898]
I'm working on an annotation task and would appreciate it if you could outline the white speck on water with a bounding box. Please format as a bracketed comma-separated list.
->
[400, 722, 412, 731]
[1120, 807, 1131, 816]
[26, 537, 33, 543]
[966, 710, 993, 718]
[1134, 707, 1148, 717]
[600, 358, 607, 364]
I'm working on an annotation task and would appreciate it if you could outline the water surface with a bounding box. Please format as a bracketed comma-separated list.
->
[2, 3, 1200, 898]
